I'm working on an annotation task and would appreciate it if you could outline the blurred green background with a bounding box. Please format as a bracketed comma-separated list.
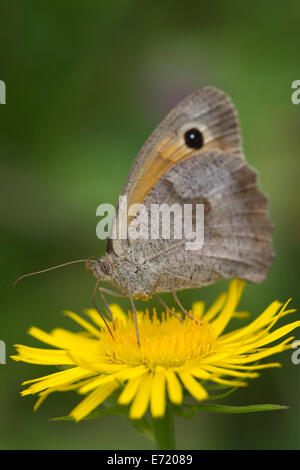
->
[1, 0, 300, 449]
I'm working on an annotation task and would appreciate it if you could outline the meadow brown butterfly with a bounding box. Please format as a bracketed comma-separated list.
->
[15, 87, 274, 343]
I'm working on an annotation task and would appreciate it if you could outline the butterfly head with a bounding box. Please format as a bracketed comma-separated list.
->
[86, 255, 113, 282]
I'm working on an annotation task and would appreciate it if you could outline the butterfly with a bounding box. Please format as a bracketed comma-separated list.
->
[85, 87, 274, 341]
[15, 87, 274, 344]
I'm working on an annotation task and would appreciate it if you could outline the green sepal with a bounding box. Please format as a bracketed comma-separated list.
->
[172, 402, 288, 418]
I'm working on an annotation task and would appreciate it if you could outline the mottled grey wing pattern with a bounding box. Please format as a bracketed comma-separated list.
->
[127, 150, 274, 293]
[105, 86, 274, 294]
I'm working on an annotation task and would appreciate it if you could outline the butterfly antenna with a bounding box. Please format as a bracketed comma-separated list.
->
[13, 259, 90, 286]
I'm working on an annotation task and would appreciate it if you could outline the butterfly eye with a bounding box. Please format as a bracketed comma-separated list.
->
[99, 260, 111, 275]
[184, 128, 204, 149]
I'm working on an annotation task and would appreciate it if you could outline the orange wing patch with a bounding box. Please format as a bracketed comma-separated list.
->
[127, 135, 192, 212]
[126, 133, 238, 216]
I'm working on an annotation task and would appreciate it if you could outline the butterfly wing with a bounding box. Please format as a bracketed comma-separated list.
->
[106, 86, 274, 291]
[107, 87, 242, 256]
[128, 149, 274, 293]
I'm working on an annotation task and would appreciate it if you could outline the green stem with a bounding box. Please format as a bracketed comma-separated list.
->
[151, 405, 176, 450]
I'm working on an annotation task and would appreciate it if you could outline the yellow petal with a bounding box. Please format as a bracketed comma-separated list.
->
[232, 311, 250, 319]
[225, 339, 292, 364]
[70, 381, 119, 421]
[12, 346, 73, 365]
[63, 311, 100, 338]
[84, 309, 108, 329]
[28, 327, 65, 348]
[253, 321, 300, 348]
[22, 367, 94, 395]
[79, 366, 145, 394]
[150, 367, 166, 418]
[192, 301, 205, 318]
[202, 364, 258, 378]
[165, 369, 182, 404]
[203, 292, 227, 322]
[118, 375, 144, 405]
[218, 301, 283, 345]
[179, 371, 208, 401]
[129, 373, 153, 419]
[218, 362, 281, 370]
[207, 376, 247, 387]
[51, 328, 99, 350]
[186, 368, 211, 380]
[109, 304, 128, 326]
[212, 279, 245, 337]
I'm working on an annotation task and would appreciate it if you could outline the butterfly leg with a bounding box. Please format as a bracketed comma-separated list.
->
[155, 295, 183, 322]
[97, 286, 128, 331]
[128, 291, 141, 347]
[98, 287, 126, 298]
[97, 289, 118, 331]
[92, 281, 114, 338]
[172, 291, 199, 324]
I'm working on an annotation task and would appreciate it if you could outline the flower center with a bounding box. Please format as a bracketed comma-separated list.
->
[99, 310, 216, 369]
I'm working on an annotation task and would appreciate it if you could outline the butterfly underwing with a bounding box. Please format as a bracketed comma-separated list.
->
[87, 87, 274, 300]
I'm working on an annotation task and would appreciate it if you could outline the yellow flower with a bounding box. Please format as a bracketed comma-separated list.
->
[11, 280, 299, 421]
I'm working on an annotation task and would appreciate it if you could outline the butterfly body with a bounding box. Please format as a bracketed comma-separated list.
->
[87, 254, 159, 299]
